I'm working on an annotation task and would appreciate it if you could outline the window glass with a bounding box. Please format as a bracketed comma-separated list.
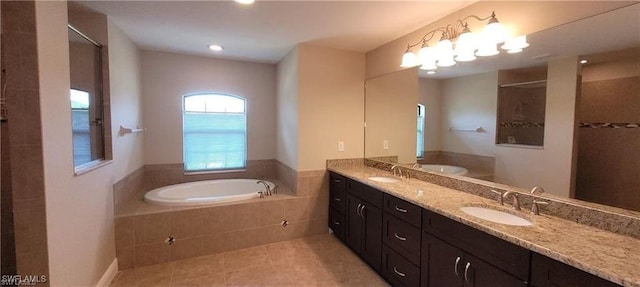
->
[183, 94, 247, 171]
[417, 104, 425, 158]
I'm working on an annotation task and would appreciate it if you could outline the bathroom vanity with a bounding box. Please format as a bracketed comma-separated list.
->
[327, 164, 636, 287]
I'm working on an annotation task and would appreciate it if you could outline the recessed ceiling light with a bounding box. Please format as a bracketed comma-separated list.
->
[235, 0, 255, 4]
[580, 59, 588, 64]
[208, 44, 223, 52]
[427, 71, 436, 75]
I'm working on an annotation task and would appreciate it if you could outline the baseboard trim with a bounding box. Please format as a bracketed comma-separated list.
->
[96, 258, 118, 287]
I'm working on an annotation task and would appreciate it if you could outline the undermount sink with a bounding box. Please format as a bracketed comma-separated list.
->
[368, 176, 400, 183]
[460, 206, 533, 226]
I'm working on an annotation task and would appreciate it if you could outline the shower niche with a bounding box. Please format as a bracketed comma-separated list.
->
[496, 68, 547, 147]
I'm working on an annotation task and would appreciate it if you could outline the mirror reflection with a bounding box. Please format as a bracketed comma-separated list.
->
[68, 25, 105, 168]
[364, 4, 640, 212]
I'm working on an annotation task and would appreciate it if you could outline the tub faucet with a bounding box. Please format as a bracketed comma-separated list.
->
[502, 191, 521, 210]
[257, 180, 271, 196]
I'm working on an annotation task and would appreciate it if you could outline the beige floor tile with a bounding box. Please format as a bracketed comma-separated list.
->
[225, 265, 293, 287]
[329, 266, 389, 287]
[173, 254, 224, 281]
[222, 245, 270, 272]
[171, 272, 225, 287]
[264, 240, 317, 262]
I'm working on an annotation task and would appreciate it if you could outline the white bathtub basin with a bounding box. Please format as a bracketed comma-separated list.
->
[144, 179, 275, 207]
[420, 164, 468, 175]
[460, 206, 533, 226]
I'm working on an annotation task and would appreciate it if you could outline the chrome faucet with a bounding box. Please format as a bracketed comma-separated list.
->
[490, 189, 504, 205]
[257, 180, 271, 196]
[530, 199, 550, 215]
[530, 186, 545, 194]
[502, 191, 521, 210]
[390, 165, 403, 178]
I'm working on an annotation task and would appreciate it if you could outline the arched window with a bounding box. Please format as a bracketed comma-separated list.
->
[183, 94, 247, 172]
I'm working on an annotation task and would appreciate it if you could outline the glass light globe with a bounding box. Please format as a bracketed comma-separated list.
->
[483, 21, 508, 44]
[401, 51, 418, 68]
[502, 35, 529, 52]
[476, 39, 499, 57]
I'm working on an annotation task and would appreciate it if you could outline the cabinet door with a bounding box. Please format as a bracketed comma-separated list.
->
[345, 194, 363, 252]
[361, 202, 382, 272]
[464, 254, 527, 287]
[531, 253, 621, 287]
[421, 233, 463, 287]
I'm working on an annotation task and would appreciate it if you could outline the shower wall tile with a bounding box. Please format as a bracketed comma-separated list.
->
[2, 0, 49, 281]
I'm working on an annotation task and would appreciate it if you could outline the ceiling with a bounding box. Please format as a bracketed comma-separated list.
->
[78, 1, 474, 64]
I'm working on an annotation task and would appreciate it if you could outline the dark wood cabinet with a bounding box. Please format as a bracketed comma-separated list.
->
[421, 233, 526, 287]
[328, 172, 621, 287]
[530, 253, 621, 287]
[346, 193, 383, 272]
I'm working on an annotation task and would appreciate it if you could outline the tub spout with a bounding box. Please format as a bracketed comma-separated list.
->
[257, 180, 272, 196]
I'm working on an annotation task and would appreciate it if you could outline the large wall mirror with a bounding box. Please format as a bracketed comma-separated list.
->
[364, 4, 640, 212]
[68, 25, 109, 172]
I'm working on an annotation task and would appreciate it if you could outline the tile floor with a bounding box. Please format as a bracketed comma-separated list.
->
[109, 233, 389, 287]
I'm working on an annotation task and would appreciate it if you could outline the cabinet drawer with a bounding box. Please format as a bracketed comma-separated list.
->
[383, 213, 421, 266]
[329, 207, 345, 241]
[347, 179, 383, 208]
[422, 209, 530, 281]
[329, 172, 346, 192]
[329, 187, 346, 214]
[382, 245, 420, 287]
[384, 194, 422, 227]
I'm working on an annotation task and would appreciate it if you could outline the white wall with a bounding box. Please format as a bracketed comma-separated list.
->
[36, 1, 144, 286]
[440, 72, 498, 156]
[419, 78, 441, 152]
[276, 48, 299, 170]
[141, 51, 277, 165]
[297, 45, 365, 171]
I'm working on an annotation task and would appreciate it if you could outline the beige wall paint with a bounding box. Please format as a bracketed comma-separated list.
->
[276, 48, 299, 170]
[141, 51, 277, 165]
[366, 1, 634, 78]
[296, 45, 365, 171]
[37, 1, 144, 286]
[419, 78, 441, 152]
[365, 68, 418, 163]
[582, 57, 640, 82]
[440, 72, 498, 157]
[494, 57, 579, 197]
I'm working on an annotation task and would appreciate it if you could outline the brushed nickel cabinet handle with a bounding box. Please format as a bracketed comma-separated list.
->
[356, 203, 362, 216]
[394, 233, 407, 241]
[395, 206, 408, 213]
[464, 262, 471, 282]
[393, 267, 406, 277]
[359, 205, 366, 218]
[332, 221, 340, 226]
[334, 197, 341, 202]
[454, 257, 461, 276]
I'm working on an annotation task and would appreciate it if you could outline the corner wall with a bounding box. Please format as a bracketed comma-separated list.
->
[36, 1, 144, 285]
[297, 45, 365, 171]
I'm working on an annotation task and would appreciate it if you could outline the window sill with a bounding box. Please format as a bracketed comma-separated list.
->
[184, 168, 247, 176]
[74, 159, 112, 176]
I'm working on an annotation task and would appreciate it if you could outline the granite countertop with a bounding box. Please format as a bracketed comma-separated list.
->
[328, 163, 640, 287]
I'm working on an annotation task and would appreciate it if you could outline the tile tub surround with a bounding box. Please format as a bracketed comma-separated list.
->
[114, 171, 330, 269]
[109, 234, 387, 287]
[327, 162, 640, 287]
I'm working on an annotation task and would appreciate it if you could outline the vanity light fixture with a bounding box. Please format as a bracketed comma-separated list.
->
[235, 0, 255, 4]
[401, 11, 529, 71]
[208, 44, 224, 52]
[580, 59, 588, 64]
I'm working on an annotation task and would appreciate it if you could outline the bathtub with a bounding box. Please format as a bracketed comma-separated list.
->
[144, 179, 276, 207]
[420, 164, 469, 176]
